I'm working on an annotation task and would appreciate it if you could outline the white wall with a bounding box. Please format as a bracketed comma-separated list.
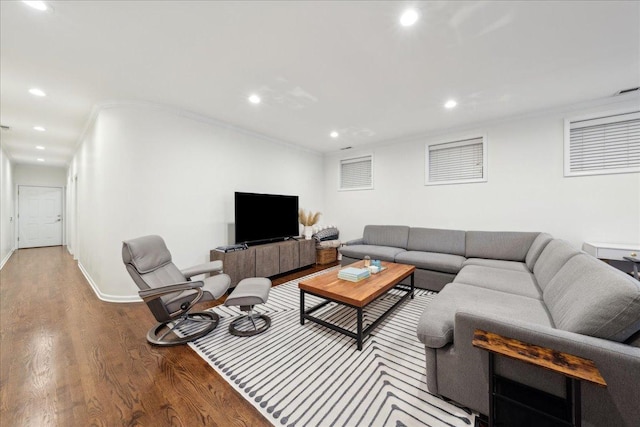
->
[13, 164, 67, 187]
[71, 97, 639, 301]
[324, 97, 640, 249]
[70, 102, 325, 301]
[66, 172, 77, 258]
[0, 143, 14, 268]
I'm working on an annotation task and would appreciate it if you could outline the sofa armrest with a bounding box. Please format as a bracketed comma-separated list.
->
[454, 309, 640, 426]
[454, 309, 640, 361]
[345, 238, 364, 246]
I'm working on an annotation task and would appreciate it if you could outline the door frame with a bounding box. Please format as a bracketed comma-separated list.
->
[16, 185, 66, 249]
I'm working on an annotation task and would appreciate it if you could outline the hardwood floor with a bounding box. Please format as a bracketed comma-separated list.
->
[0, 246, 338, 426]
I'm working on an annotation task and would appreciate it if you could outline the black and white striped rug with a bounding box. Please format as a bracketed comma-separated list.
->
[186, 267, 477, 427]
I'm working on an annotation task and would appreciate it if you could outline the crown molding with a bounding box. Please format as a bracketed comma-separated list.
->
[74, 99, 322, 157]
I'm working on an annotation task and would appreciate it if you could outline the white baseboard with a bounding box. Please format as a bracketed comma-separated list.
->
[66, 245, 79, 260]
[77, 261, 141, 303]
[0, 248, 14, 270]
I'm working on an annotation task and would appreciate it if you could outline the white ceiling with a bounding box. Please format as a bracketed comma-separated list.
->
[1, 1, 639, 167]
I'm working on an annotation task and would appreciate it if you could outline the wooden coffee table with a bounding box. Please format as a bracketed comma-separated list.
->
[298, 261, 415, 350]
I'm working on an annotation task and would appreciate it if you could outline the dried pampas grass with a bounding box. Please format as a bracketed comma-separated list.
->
[299, 209, 321, 226]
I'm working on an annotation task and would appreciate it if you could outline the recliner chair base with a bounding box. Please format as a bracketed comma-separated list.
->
[147, 311, 220, 346]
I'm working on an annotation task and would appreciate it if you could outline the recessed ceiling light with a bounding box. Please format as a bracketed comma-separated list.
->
[33, 126, 46, 132]
[400, 9, 419, 27]
[23, 1, 48, 11]
[248, 94, 261, 104]
[330, 131, 339, 138]
[444, 99, 457, 109]
[37, 158, 45, 162]
[36, 146, 45, 150]
[28, 88, 46, 97]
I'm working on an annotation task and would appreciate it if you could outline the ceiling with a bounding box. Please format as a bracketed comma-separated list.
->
[1, 1, 639, 168]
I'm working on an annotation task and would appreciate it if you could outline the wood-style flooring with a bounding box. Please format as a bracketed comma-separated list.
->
[0, 246, 338, 426]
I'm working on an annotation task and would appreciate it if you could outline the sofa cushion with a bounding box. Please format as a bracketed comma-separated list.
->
[454, 265, 542, 299]
[525, 232, 553, 270]
[543, 254, 640, 342]
[533, 239, 580, 290]
[407, 227, 466, 256]
[338, 244, 406, 262]
[362, 225, 410, 249]
[465, 231, 539, 261]
[416, 283, 554, 348]
[395, 251, 465, 274]
[463, 258, 530, 272]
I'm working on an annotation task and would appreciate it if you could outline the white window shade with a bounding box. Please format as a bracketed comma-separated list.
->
[340, 155, 373, 190]
[565, 110, 640, 176]
[425, 137, 487, 185]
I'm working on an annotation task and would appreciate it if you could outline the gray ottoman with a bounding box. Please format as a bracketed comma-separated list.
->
[224, 277, 271, 336]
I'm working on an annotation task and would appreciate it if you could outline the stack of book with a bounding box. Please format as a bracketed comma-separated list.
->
[338, 267, 371, 282]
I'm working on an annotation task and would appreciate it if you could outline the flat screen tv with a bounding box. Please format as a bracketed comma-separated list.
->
[234, 192, 299, 245]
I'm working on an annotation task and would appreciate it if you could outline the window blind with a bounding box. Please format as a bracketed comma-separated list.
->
[340, 155, 373, 190]
[567, 111, 640, 175]
[426, 137, 485, 184]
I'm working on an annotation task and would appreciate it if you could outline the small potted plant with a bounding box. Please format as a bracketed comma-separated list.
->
[299, 209, 321, 240]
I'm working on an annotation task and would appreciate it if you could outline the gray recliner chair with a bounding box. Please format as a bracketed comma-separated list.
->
[122, 235, 231, 346]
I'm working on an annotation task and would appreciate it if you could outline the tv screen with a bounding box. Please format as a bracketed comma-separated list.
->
[234, 192, 299, 244]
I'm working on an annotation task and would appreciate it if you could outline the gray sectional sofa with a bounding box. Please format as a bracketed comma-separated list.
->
[339, 225, 640, 426]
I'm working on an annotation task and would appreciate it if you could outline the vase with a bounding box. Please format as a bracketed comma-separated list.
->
[303, 226, 313, 240]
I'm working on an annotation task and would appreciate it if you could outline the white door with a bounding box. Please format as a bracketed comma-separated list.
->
[18, 186, 63, 248]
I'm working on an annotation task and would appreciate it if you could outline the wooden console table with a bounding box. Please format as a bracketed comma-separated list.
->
[472, 330, 606, 427]
[211, 239, 315, 287]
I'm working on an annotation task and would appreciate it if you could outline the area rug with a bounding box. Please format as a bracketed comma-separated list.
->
[184, 267, 477, 427]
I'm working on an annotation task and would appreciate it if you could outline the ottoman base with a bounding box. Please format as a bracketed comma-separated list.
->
[224, 277, 272, 337]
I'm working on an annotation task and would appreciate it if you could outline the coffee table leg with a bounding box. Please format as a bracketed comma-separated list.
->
[300, 290, 305, 325]
[410, 272, 415, 299]
[357, 307, 363, 350]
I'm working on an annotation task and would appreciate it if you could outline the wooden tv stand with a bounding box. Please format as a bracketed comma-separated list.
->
[210, 239, 316, 287]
